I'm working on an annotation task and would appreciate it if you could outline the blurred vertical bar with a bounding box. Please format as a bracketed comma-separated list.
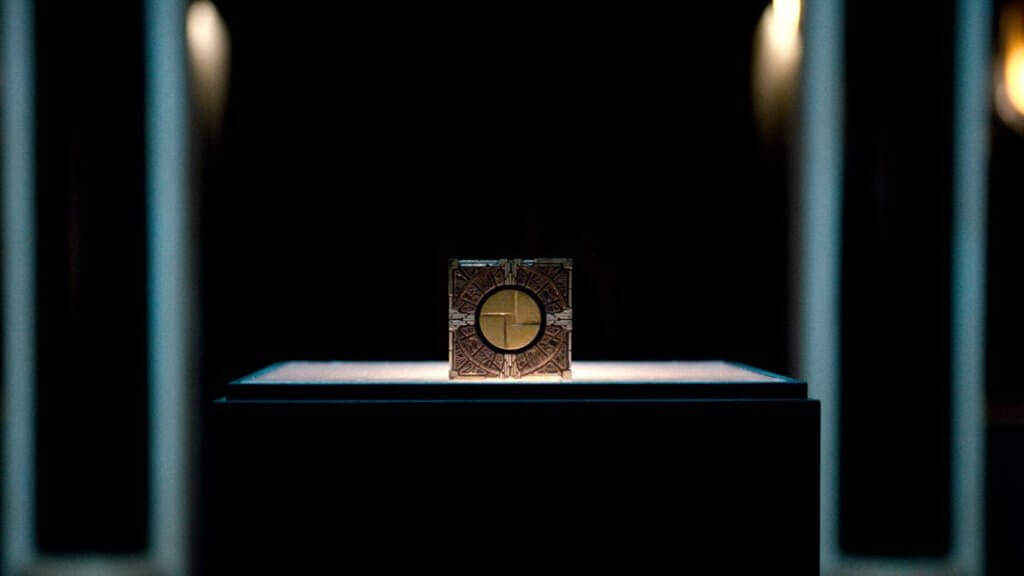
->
[2, 0, 36, 571]
[146, 0, 188, 573]
[799, 0, 843, 571]
[952, 0, 989, 572]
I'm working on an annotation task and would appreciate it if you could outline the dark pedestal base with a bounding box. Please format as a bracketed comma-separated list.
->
[203, 362, 819, 573]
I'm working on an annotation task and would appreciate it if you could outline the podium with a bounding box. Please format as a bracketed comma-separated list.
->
[205, 361, 819, 573]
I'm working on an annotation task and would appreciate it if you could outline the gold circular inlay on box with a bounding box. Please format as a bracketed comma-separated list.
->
[478, 288, 543, 351]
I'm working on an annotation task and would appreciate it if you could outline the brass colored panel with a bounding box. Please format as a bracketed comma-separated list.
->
[479, 288, 541, 351]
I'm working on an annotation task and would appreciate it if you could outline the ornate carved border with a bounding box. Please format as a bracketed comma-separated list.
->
[449, 258, 572, 379]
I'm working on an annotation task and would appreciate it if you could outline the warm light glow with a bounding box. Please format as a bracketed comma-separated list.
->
[1005, 39, 1024, 117]
[752, 0, 802, 137]
[775, 0, 801, 28]
[770, 0, 801, 55]
[187, 1, 231, 130]
[187, 2, 220, 61]
[996, 6, 1024, 131]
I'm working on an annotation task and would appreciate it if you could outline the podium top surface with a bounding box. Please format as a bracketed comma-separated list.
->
[223, 361, 806, 402]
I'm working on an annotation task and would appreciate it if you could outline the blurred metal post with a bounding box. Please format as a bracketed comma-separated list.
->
[146, 0, 189, 573]
[2, 0, 37, 572]
[951, 0, 990, 572]
[801, 0, 988, 572]
[798, 0, 843, 571]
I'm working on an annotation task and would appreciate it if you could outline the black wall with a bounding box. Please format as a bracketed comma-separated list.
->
[34, 0, 149, 554]
[200, 2, 792, 399]
[841, 0, 954, 556]
[986, 4, 1024, 573]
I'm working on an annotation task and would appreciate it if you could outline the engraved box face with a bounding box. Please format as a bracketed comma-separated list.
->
[449, 259, 572, 379]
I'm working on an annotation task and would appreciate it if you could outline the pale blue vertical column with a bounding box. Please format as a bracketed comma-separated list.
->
[2, 0, 36, 571]
[146, 0, 188, 573]
[799, 0, 843, 570]
[952, 0, 989, 573]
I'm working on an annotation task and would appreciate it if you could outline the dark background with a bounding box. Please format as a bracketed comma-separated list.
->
[32, 0, 792, 559]
[840, 0, 954, 556]
[33, 0, 149, 553]
[199, 1, 789, 394]
[14, 0, 1024, 572]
